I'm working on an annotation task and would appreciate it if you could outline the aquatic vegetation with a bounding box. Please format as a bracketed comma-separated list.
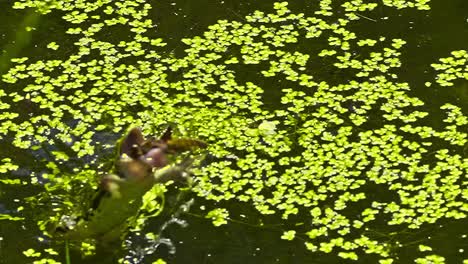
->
[382, 0, 430, 10]
[1, 0, 468, 263]
[431, 50, 468, 87]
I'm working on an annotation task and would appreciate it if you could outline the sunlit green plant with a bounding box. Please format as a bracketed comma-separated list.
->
[3, 0, 468, 263]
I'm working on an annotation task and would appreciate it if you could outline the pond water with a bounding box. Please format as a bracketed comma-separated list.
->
[1, 0, 468, 263]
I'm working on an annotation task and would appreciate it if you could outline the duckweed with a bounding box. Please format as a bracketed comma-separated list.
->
[3, 0, 468, 263]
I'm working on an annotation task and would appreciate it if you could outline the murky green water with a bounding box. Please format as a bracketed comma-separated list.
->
[1, 0, 468, 263]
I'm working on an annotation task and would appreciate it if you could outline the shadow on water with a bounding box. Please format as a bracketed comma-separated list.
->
[0, 7, 40, 74]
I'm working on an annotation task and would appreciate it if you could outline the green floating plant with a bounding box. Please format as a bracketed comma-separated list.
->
[382, 0, 430, 10]
[206, 208, 229, 226]
[414, 254, 446, 264]
[3, 0, 468, 263]
[431, 50, 468, 86]
[281, 230, 296, 240]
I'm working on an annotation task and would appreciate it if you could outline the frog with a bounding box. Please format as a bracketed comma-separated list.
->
[52, 127, 206, 242]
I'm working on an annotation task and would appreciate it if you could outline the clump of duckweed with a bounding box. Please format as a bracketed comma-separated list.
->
[431, 50, 468, 87]
[382, 0, 430, 10]
[2, 0, 468, 263]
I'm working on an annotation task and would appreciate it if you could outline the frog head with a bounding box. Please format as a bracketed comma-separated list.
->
[116, 127, 170, 181]
[116, 126, 207, 179]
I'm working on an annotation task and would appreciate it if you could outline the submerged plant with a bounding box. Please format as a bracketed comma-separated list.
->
[1, 0, 468, 263]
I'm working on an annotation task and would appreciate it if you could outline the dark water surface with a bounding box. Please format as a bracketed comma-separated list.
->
[1, 0, 468, 263]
